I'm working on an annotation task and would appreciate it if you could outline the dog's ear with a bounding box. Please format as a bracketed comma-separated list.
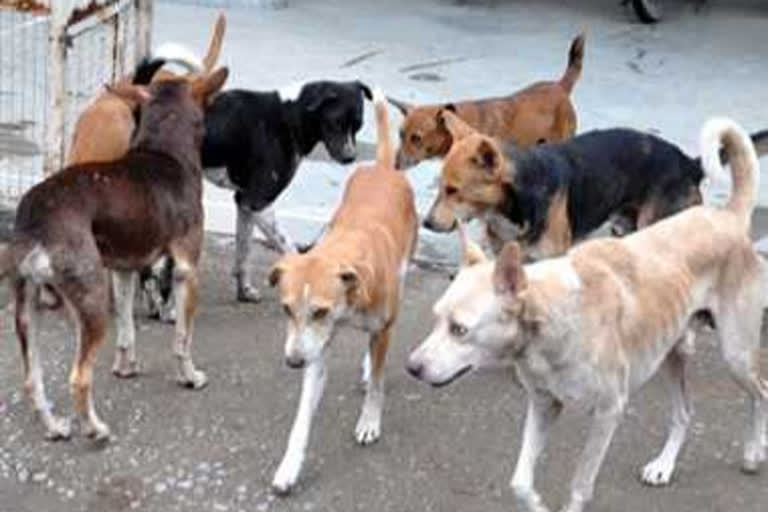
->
[306, 89, 338, 112]
[268, 264, 284, 288]
[105, 83, 151, 105]
[356, 81, 373, 101]
[457, 220, 486, 267]
[192, 66, 229, 106]
[493, 241, 527, 298]
[437, 109, 475, 142]
[387, 97, 412, 116]
[475, 138, 499, 173]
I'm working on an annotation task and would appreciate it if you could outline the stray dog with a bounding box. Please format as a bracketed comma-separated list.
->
[67, 13, 226, 327]
[268, 88, 417, 494]
[390, 33, 584, 170]
[407, 117, 767, 512]
[195, 80, 373, 302]
[0, 71, 228, 441]
[425, 110, 768, 258]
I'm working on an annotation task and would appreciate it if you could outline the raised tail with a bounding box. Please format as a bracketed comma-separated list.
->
[202, 12, 226, 73]
[372, 87, 395, 169]
[559, 33, 585, 93]
[700, 117, 761, 227]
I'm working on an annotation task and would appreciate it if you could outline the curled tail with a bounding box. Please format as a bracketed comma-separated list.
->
[372, 87, 394, 169]
[700, 117, 761, 227]
[559, 33, 585, 93]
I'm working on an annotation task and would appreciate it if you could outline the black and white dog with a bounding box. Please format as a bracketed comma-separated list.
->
[201, 80, 373, 301]
[136, 57, 372, 307]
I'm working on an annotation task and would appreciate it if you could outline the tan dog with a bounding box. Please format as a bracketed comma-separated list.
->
[390, 33, 584, 170]
[407, 118, 767, 512]
[67, 12, 225, 166]
[269, 88, 417, 494]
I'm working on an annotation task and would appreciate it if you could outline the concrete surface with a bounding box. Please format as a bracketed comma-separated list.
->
[151, 0, 768, 263]
[0, 229, 767, 512]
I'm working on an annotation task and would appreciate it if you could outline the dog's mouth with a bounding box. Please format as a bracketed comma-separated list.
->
[430, 365, 473, 388]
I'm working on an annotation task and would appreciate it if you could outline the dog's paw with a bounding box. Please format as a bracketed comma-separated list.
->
[511, 485, 550, 512]
[84, 419, 112, 443]
[178, 369, 209, 390]
[272, 456, 302, 496]
[640, 456, 676, 486]
[355, 413, 381, 446]
[112, 353, 139, 379]
[741, 441, 766, 474]
[237, 284, 263, 303]
[44, 416, 72, 441]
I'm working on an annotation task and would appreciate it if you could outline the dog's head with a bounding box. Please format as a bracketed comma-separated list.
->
[269, 253, 367, 368]
[390, 100, 457, 170]
[298, 81, 372, 164]
[407, 238, 537, 387]
[423, 110, 510, 233]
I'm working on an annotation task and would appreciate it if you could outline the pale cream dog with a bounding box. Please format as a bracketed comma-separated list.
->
[407, 117, 767, 512]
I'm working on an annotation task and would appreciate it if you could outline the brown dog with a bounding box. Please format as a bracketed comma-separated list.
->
[0, 69, 228, 442]
[269, 88, 418, 494]
[389, 33, 584, 170]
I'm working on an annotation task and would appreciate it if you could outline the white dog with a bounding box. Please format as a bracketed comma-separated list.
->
[407, 118, 767, 512]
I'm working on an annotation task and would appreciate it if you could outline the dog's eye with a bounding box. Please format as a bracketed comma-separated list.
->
[445, 186, 458, 197]
[282, 303, 293, 317]
[410, 133, 422, 146]
[449, 320, 468, 337]
[312, 307, 330, 321]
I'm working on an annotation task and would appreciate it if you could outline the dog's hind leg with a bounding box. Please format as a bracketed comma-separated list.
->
[169, 253, 207, 390]
[234, 203, 262, 303]
[355, 328, 390, 445]
[510, 391, 562, 512]
[717, 296, 767, 474]
[640, 348, 692, 486]
[67, 287, 111, 441]
[111, 270, 139, 378]
[273, 359, 327, 495]
[14, 280, 72, 440]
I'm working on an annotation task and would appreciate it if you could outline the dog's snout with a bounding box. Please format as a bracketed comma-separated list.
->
[340, 154, 356, 164]
[285, 355, 306, 369]
[406, 360, 424, 380]
[422, 217, 436, 231]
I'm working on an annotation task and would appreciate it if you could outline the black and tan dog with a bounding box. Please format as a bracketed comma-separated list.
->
[0, 71, 227, 442]
[425, 110, 768, 258]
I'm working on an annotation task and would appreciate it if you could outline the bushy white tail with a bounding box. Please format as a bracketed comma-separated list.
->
[700, 117, 760, 227]
[153, 43, 204, 72]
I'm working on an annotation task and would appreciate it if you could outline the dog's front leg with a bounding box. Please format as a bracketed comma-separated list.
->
[111, 270, 139, 378]
[355, 328, 390, 445]
[511, 393, 562, 512]
[234, 203, 261, 302]
[171, 258, 207, 389]
[253, 207, 296, 254]
[560, 405, 622, 512]
[273, 359, 327, 495]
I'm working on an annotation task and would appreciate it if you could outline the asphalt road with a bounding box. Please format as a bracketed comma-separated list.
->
[0, 232, 766, 512]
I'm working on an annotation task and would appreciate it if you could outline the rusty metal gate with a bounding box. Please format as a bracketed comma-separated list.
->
[0, 0, 152, 204]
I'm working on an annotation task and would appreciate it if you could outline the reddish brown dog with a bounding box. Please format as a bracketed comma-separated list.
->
[0, 69, 228, 443]
[390, 33, 585, 170]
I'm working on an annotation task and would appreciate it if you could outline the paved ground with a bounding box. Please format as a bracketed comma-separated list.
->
[1, 1, 768, 511]
[152, 0, 768, 263]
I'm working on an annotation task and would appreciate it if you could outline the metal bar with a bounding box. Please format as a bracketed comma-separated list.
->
[136, 0, 151, 60]
[43, 1, 66, 175]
